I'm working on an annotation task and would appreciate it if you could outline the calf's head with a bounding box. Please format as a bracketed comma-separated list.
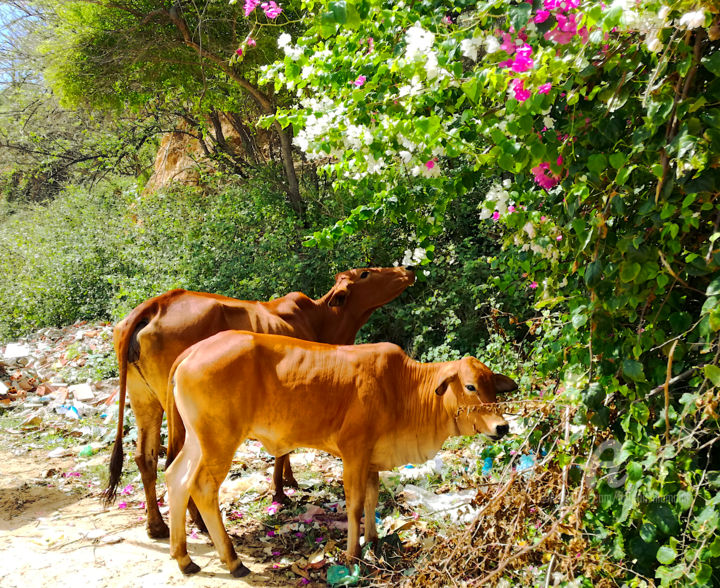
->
[435, 356, 516, 440]
[326, 267, 415, 315]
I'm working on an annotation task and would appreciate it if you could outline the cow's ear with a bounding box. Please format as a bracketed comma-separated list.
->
[494, 374, 518, 393]
[328, 284, 350, 307]
[434, 364, 457, 396]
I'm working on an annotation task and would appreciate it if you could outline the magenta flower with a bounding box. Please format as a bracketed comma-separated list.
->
[508, 205, 516, 213]
[534, 9, 551, 23]
[236, 48, 243, 56]
[300, 579, 310, 586]
[511, 78, 531, 102]
[426, 159, 435, 169]
[538, 83, 552, 94]
[556, 235, 563, 241]
[267, 530, 276, 537]
[247, 37, 256, 47]
[492, 211, 500, 221]
[367, 37, 375, 53]
[120, 484, 134, 496]
[267, 501, 280, 515]
[531, 162, 561, 190]
[261, 1, 282, 19]
[244, 0, 260, 17]
[316, 537, 324, 543]
[354, 75, 366, 87]
[530, 281, 539, 289]
[511, 43, 534, 73]
[118, 501, 127, 509]
[295, 531, 305, 538]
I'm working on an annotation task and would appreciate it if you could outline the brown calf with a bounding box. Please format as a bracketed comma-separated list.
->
[165, 331, 515, 576]
[105, 267, 415, 538]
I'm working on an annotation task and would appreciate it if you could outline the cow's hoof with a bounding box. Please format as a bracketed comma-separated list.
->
[272, 493, 291, 505]
[283, 477, 299, 489]
[231, 562, 251, 578]
[147, 521, 170, 539]
[182, 561, 201, 575]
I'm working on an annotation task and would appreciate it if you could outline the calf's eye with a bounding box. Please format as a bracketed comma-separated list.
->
[360, 271, 370, 279]
[465, 384, 476, 392]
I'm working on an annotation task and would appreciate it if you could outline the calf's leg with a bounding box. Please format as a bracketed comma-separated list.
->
[166, 442, 198, 574]
[128, 385, 168, 539]
[270, 454, 299, 504]
[363, 471, 380, 545]
[189, 451, 250, 577]
[341, 456, 370, 561]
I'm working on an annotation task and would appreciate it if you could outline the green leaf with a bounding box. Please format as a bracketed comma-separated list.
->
[461, 78, 481, 104]
[705, 364, 720, 386]
[626, 461, 642, 481]
[585, 260, 602, 288]
[329, 1, 347, 24]
[620, 262, 641, 283]
[647, 502, 680, 537]
[639, 523, 657, 543]
[588, 153, 608, 175]
[509, 3, 532, 31]
[498, 152, 515, 171]
[702, 51, 720, 76]
[609, 153, 626, 169]
[656, 545, 676, 565]
[622, 359, 645, 382]
[707, 276, 720, 296]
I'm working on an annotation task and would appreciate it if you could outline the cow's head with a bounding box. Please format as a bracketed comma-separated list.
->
[326, 267, 415, 315]
[434, 356, 516, 440]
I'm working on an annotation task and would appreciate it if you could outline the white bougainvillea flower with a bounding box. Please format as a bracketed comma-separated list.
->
[678, 10, 706, 29]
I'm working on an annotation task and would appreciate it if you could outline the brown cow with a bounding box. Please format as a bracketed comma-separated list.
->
[105, 267, 415, 539]
[165, 331, 515, 576]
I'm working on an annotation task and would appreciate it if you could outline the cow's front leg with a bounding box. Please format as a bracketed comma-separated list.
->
[341, 456, 370, 561]
[363, 470, 380, 546]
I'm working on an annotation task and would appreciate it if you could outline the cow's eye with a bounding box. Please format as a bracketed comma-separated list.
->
[360, 271, 370, 279]
[465, 384, 476, 392]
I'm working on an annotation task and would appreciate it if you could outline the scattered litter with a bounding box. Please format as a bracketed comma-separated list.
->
[327, 564, 361, 586]
[402, 484, 478, 523]
[47, 447, 72, 459]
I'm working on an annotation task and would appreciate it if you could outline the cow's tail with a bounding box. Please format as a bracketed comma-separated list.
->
[165, 349, 192, 471]
[103, 299, 158, 506]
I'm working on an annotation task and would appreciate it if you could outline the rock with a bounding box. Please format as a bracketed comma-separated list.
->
[3, 343, 31, 359]
[69, 383, 95, 401]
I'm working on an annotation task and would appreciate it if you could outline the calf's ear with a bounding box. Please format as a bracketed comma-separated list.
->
[434, 364, 457, 396]
[328, 284, 350, 307]
[494, 374, 518, 393]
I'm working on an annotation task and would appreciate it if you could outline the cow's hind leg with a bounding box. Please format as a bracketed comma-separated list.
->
[129, 383, 168, 539]
[282, 454, 299, 488]
[166, 441, 199, 574]
[190, 447, 250, 577]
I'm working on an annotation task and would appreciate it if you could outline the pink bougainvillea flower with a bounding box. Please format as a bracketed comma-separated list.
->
[267, 502, 280, 515]
[367, 37, 374, 53]
[556, 235, 563, 241]
[120, 484, 134, 496]
[267, 530, 276, 537]
[540, 215, 547, 222]
[300, 579, 310, 586]
[260, 1, 282, 19]
[236, 48, 243, 56]
[534, 9, 551, 23]
[244, 0, 260, 17]
[512, 78, 531, 102]
[425, 159, 435, 169]
[354, 75, 366, 87]
[295, 531, 305, 538]
[247, 37, 257, 47]
[492, 211, 500, 221]
[500, 32, 516, 55]
[538, 83, 552, 94]
[511, 44, 534, 72]
[556, 155, 564, 166]
[229, 510, 244, 520]
[316, 537, 324, 543]
[530, 281, 539, 289]
[118, 501, 127, 509]
[531, 162, 561, 190]
[508, 205, 516, 213]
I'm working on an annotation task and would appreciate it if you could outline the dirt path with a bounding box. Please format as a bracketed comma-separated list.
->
[0, 449, 282, 588]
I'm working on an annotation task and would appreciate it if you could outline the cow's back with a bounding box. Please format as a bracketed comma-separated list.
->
[174, 332, 407, 459]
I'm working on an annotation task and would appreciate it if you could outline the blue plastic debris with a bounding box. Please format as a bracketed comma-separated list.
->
[327, 564, 361, 586]
[518, 453, 535, 477]
[482, 456, 493, 475]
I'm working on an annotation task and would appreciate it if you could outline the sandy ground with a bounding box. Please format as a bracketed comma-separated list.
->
[0, 449, 283, 588]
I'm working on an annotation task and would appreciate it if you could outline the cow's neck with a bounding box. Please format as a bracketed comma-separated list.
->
[309, 295, 367, 345]
[393, 360, 459, 460]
